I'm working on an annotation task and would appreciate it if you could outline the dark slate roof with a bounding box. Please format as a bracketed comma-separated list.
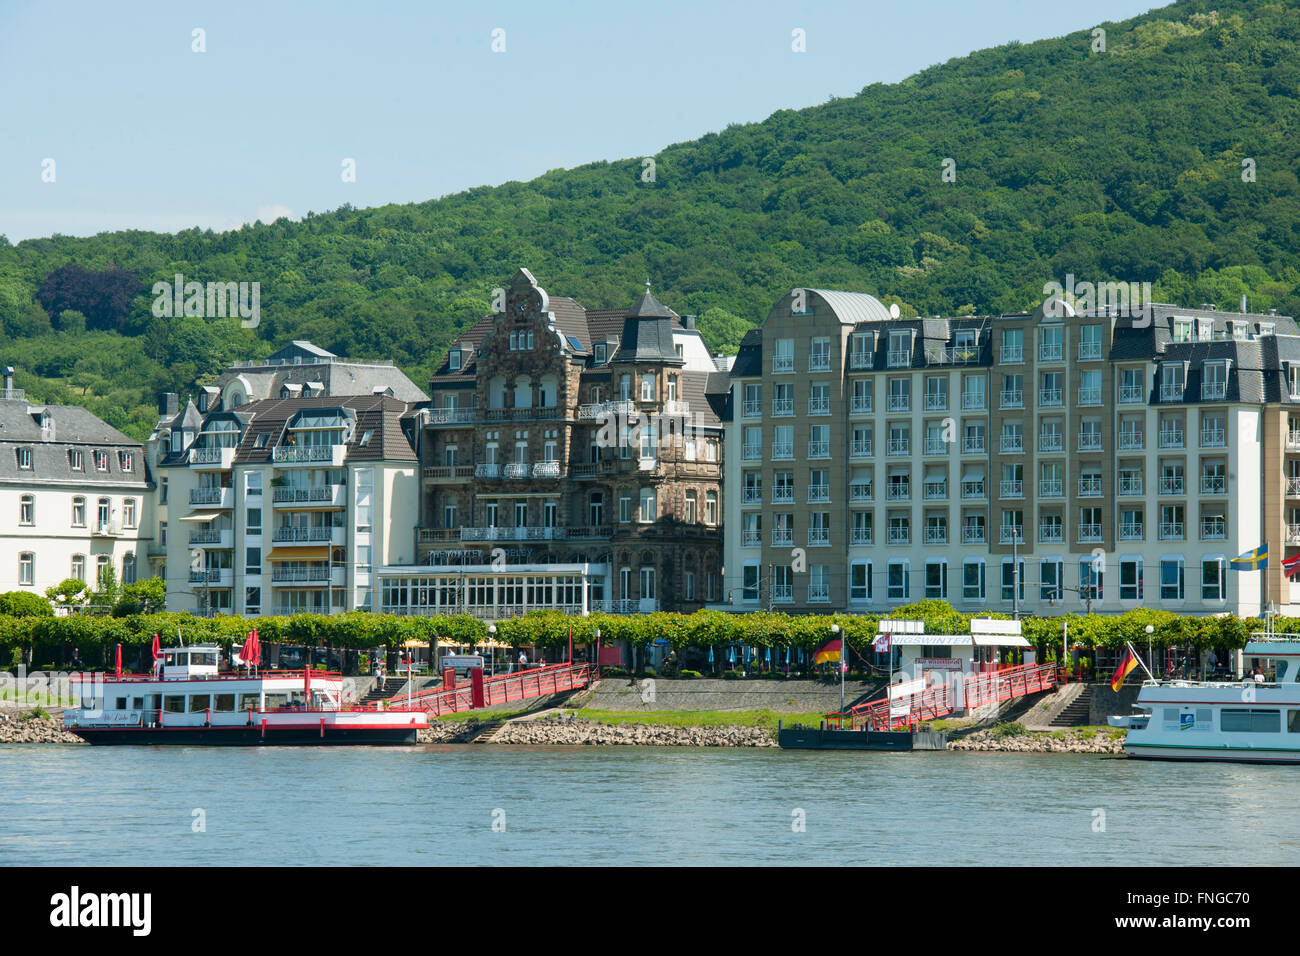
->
[0, 398, 150, 487]
[611, 311, 683, 365]
[730, 328, 763, 377]
[679, 371, 722, 429]
[627, 290, 674, 319]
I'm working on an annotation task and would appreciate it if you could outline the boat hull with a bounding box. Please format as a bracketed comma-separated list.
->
[69, 725, 420, 746]
[1124, 743, 1300, 764]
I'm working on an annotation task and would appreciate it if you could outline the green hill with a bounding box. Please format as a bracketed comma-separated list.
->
[2, 0, 1299, 439]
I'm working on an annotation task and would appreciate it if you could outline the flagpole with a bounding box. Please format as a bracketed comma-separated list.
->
[1126, 640, 1156, 681]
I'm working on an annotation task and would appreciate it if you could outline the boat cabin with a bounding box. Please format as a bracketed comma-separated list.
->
[158, 646, 221, 680]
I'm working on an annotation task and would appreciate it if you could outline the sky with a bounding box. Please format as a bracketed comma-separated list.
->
[0, 0, 1165, 243]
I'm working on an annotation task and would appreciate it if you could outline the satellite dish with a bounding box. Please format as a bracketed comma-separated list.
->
[889, 303, 901, 319]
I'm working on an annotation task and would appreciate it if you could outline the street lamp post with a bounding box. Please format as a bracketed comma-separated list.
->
[488, 623, 497, 676]
[832, 623, 844, 728]
[1145, 623, 1154, 678]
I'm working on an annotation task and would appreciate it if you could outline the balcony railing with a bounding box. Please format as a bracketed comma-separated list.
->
[772, 357, 794, 374]
[1002, 346, 1024, 364]
[742, 400, 761, 418]
[1077, 523, 1102, 543]
[190, 488, 228, 505]
[426, 406, 477, 425]
[772, 398, 794, 416]
[1200, 475, 1226, 495]
[887, 438, 910, 456]
[272, 526, 333, 543]
[189, 529, 224, 545]
[808, 440, 830, 459]
[1000, 435, 1024, 454]
[1039, 343, 1063, 362]
[772, 585, 793, 603]
[807, 484, 830, 503]
[1202, 518, 1227, 541]
[888, 526, 910, 545]
[1288, 431, 1300, 451]
[1078, 434, 1102, 453]
[961, 480, 985, 499]
[1118, 431, 1144, 450]
[808, 586, 830, 603]
[925, 439, 947, 456]
[1288, 478, 1300, 497]
[1160, 521, 1185, 541]
[1117, 475, 1143, 496]
[962, 392, 986, 411]
[851, 439, 873, 457]
[271, 567, 332, 583]
[1118, 383, 1145, 404]
[1079, 343, 1103, 361]
[1118, 523, 1144, 542]
[808, 397, 830, 415]
[1159, 476, 1185, 496]
[809, 354, 831, 372]
[849, 351, 873, 370]
[1039, 388, 1063, 408]
[1000, 390, 1024, 409]
[850, 527, 873, 546]
[940, 345, 981, 365]
[924, 481, 947, 500]
[1159, 382, 1184, 402]
[887, 349, 911, 368]
[742, 487, 762, 505]
[504, 463, 530, 478]
[1039, 433, 1063, 453]
[1039, 523, 1063, 543]
[741, 530, 761, 547]
[887, 395, 911, 413]
[475, 463, 501, 478]
[999, 526, 1024, 545]
[925, 525, 948, 545]
[772, 487, 794, 504]
[849, 483, 873, 502]
[851, 396, 872, 414]
[273, 485, 341, 504]
[1201, 381, 1227, 400]
[1039, 478, 1063, 498]
[532, 461, 562, 478]
[1159, 428, 1185, 449]
[962, 525, 986, 544]
[925, 393, 948, 411]
[273, 445, 340, 464]
[886, 483, 911, 501]
[807, 528, 829, 547]
[963, 435, 985, 454]
[999, 479, 1023, 499]
[742, 444, 762, 462]
[772, 442, 794, 460]
[772, 528, 793, 546]
[1079, 477, 1102, 497]
[1077, 387, 1102, 406]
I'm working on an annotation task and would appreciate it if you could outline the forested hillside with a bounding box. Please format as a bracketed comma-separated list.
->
[2, 0, 1299, 439]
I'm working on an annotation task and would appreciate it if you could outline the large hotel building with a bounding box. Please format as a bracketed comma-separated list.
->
[721, 289, 1300, 618]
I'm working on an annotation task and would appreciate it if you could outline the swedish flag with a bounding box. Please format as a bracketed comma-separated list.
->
[1230, 544, 1268, 571]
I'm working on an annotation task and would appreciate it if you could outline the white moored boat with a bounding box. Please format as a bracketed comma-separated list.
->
[1116, 635, 1300, 763]
[64, 644, 428, 745]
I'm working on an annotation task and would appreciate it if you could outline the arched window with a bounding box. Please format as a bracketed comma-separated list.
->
[489, 376, 508, 409]
[683, 490, 698, 523]
[539, 374, 559, 408]
[706, 491, 718, 525]
[513, 376, 533, 409]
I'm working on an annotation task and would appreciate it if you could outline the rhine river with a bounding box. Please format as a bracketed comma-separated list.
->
[1, 745, 1295, 866]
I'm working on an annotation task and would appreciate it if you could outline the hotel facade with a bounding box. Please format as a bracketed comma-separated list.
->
[721, 289, 1300, 619]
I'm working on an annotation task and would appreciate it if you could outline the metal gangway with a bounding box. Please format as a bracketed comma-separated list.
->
[386, 662, 595, 717]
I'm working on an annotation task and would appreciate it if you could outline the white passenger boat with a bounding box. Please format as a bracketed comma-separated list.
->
[1115, 636, 1300, 763]
[64, 644, 427, 745]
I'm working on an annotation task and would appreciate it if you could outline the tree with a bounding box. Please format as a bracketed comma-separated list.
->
[45, 578, 88, 609]
[0, 591, 54, 617]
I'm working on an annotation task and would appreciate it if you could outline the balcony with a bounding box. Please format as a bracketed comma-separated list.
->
[532, 461, 562, 479]
[772, 487, 793, 504]
[925, 439, 948, 456]
[189, 446, 236, 470]
[577, 400, 636, 421]
[190, 487, 232, 508]
[742, 400, 761, 418]
[1118, 383, 1145, 404]
[771, 585, 793, 603]
[849, 351, 873, 370]
[188, 568, 233, 587]
[962, 393, 986, 411]
[1160, 522, 1185, 541]
[1079, 343, 1103, 361]
[939, 345, 981, 364]
[475, 463, 501, 478]
[1039, 522, 1063, 544]
[1158, 428, 1185, 450]
[741, 487, 762, 505]
[1117, 475, 1143, 496]
[1078, 477, 1102, 497]
[460, 526, 569, 542]
[999, 479, 1023, 499]
[1118, 431, 1144, 451]
[809, 354, 831, 373]
[423, 465, 476, 483]
[807, 585, 830, 603]
[273, 484, 346, 507]
[924, 480, 947, 500]
[1288, 478, 1300, 497]
[962, 435, 985, 454]
[1039, 343, 1064, 363]
[1159, 382, 1184, 402]
[999, 526, 1024, 545]
[772, 356, 794, 374]
[808, 440, 830, 459]
[1038, 433, 1063, 453]
[772, 528, 793, 546]
[1201, 381, 1227, 400]
[1077, 387, 1102, 406]
[1039, 388, 1063, 408]
[887, 349, 911, 368]
[273, 444, 346, 466]
[886, 482, 911, 502]
[481, 407, 565, 423]
[925, 525, 948, 545]
[850, 527, 873, 546]
[961, 480, 986, 500]
[851, 396, 872, 414]
[1200, 475, 1226, 495]
[503, 463, 530, 478]
[807, 528, 829, 547]
[887, 438, 910, 457]
[925, 393, 948, 412]
[999, 390, 1024, 409]
[1288, 431, 1300, 452]
[887, 395, 911, 413]
[1118, 522, 1144, 542]
[851, 439, 873, 458]
[741, 530, 761, 547]
[849, 482, 873, 502]
[1077, 524, 1103, 543]
[772, 398, 794, 417]
[188, 528, 229, 547]
[962, 525, 986, 544]
[772, 442, 794, 460]
[742, 444, 762, 462]
[1158, 476, 1185, 496]
[1203, 518, 1228, 541]
[272, 526, 338, 544]
[1039, 478, 1063, 498]
[425, 406, 477, 425]
[271, 566, 344, 585]
[888, 526, 910, 545]
[807, 484, 830, 503]
[1077, 434, 1102, 453]
[1002, 346, 1024, 364]
[1000, 435, 1024, 454]
[808, 397, 830, 416]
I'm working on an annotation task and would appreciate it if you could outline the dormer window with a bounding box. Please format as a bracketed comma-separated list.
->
[1172, 318, 1193, 343]
[16, 447, 32, 470]
[359, 429, 374, 447]
[69, 449, 83, 471]
[1289, 366, 1300, 399]
[170, 430, 182, 454]
[1259, 322, 1275, 337]
[1196, 318, 1213, 342]
[118, 450, 134, 472]
[448, 348, 462, 372]
[1230, 321, 1247, 340]
[594, 344, 607, 364]
[93, 450, 109, 471]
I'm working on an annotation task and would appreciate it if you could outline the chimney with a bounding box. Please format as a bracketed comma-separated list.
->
[1241, 294, 1248, 314]
[161, 392, 179, 416]
[2, 366, 13, 393]
[683, 315, 697, 330]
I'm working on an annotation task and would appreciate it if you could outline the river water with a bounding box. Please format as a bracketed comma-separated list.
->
[1, 745, 1295, 866]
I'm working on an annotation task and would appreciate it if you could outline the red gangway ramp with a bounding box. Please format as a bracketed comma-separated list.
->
[829, 662, 1061, 731]
[387, 662, 595, 717]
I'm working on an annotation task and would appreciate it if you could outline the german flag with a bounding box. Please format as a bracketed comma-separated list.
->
[813, 639, 842, 665]
[1110, 647, 1139, 692]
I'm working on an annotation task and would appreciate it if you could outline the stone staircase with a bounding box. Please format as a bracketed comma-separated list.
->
[1049, 685, 1093, 727]
[360, 677, 408, 707]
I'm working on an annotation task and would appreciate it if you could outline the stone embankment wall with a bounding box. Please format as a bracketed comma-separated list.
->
[418, 714, 776, 747]
[581, 678, 881, 713]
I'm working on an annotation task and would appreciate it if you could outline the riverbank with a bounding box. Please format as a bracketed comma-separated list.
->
[0, 715, 83, 744]
[947, 726, 1126, 754]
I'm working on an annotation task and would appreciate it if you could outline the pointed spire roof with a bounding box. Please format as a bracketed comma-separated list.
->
[627, 280, 674, 320]
[611, 282, 683, 365]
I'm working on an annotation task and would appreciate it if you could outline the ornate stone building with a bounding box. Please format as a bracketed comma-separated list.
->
[393, 268, 729, 617]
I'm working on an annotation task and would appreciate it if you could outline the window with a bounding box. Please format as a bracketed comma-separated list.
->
[246, 547, 261, 575]
[742, 564, 761, 602]
[640, 374, 656, 402]
[448, 348, 462, 371]
[123, 498, 136, 528]
[19, 495, 33, 526]
[808, 565, 829, 602]
[638, 488, 656, 523]
[594, 344, 606, 364]
[69, 449, 83, 471]
[118, 450, 134, 472]
[773, 338, 795, 373]
[1001, 328, 1024, 363]
[1080, 558, 1103, 602]
[684, 490, 698, 524]
[1120, 558, 1143, 601]
[887, 561, 910, 601]
[850, 561, 872, 602]
[1001, 560, 1025, 602]
[122, 552, 136, 585]
[18, 552, 34, 586]
[925, 561, 947, 599]
[1040, 559, 1063, 602]
[809, 337, 831, 371]
[1221, 709, 1280, 733]
[1202, 558, 1226, 601]
[963, 560, 986, 601]
[684, 571, 696, 602]
[619, 494, 631, 523]
[16, 447, 32, 470]
[94, 450, 108, 471]
[705, 491, 717, 525]
[355, 469, 373, 534]
[71, 554, 85, 582]
[1160, 558, 1185, 601]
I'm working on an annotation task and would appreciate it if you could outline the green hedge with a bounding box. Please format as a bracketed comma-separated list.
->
[0, 600, 1267, 665]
